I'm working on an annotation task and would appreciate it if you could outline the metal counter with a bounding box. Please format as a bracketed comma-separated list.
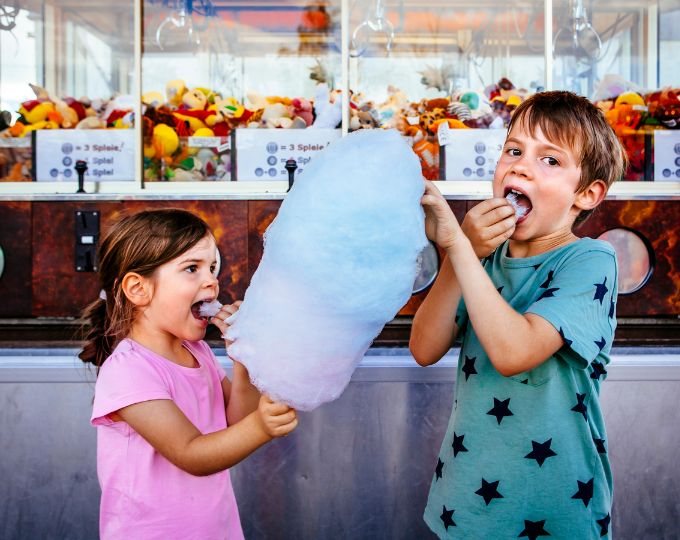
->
[1, 348, 679, 539]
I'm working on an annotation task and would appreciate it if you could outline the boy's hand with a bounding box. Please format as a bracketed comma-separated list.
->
[421, 180, 465, 251]
[255, 395, 298, 438]
[462, 198, 516, 258]
[211, 301, 242, 346]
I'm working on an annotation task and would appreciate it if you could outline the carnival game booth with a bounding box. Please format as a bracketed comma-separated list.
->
[1, 1, 679, 538]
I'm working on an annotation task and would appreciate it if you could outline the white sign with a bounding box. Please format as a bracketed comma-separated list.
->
[35, 130, 135, 182]
[235, 128, 341, 181]
[654, 130, 680, 181]
[443, 129, 506, 181]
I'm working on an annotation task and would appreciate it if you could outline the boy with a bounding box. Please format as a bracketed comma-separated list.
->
[411, 91, 626, 538]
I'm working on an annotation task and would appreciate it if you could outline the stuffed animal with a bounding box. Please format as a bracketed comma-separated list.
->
[311, 83, 341, 129]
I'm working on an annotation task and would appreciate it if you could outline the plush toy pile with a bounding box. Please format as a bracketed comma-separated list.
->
[0, 84, 134, 181]
[594, 88, 680, 180]
[3, 76, 677, 182]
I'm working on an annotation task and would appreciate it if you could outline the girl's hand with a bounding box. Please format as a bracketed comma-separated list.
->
[211, 301, 242, 346]
[421, 180, 464, 251]
[462, 198, 516, 258]
[255, 395, 298, 438]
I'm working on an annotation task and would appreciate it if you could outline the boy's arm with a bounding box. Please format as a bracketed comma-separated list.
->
[410, 255, 462, 366]
[411, 194, 517, 367]
[421, 181, 563, 376]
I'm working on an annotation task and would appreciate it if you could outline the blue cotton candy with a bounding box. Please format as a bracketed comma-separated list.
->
[226, 129, 428, 410]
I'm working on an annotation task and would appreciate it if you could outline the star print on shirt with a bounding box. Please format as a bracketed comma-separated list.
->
[608, 299, 615, 319]
[596, 513, 611, 536]
[462, 355, 478, 381]
[440, 505, 456, 530]
[487, 397, 514, 424]
[518, 519, 551, 539]
[475, 478, 503, 505]
[558, 327, 573, 347]
[594, 336, 606, 352]
[590, 361, 607, 380]
[497, 285, 505, 295]
[571, 477, 594, 507]
[571, 393, 588, 421]
[594, 277, 609, 304]
[435, 458, 444, 480]
[524, 439, 557, 467]
[537, 287, 559, 301]
[540, 270, 554, 288]
[452, 432, 468, 457]
[593, 438, 607, 453]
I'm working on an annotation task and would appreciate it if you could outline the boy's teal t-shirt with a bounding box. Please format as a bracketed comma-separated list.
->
[424, 238, 618, 539]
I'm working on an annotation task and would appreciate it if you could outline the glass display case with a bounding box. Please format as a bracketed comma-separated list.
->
[0, 0, 678, 193]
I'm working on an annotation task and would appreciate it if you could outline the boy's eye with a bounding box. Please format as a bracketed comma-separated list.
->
[507, 147, 521, 156]
[542, 156, 560, 166]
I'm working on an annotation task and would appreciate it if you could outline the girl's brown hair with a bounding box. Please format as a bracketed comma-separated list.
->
[507, 90, 628, 225]
[78, 208, 211, 370]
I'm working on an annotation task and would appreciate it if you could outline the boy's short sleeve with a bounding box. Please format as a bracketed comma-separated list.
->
[525, 245, 618, 369]
[91, 349, 172, 426]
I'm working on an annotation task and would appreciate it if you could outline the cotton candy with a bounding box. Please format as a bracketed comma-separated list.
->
[226, 129, 428, 410]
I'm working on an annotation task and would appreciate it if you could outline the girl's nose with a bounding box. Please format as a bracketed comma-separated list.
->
[204, 272, 219, 289]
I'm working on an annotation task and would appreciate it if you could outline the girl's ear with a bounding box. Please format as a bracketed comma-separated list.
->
[121, 272, 152, 307]
[574, 179, 607, 212]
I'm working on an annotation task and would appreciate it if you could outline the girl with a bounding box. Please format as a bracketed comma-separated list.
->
[79, 208, 298, 540]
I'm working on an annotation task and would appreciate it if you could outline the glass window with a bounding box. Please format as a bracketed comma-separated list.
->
[141, 0, 341, 182]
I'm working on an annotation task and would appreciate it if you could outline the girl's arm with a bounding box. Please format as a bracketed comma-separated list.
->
[410, 193, 517, 367]
[421, 181, 563, 376]
[116, 395, 297, 477]
[224, 360, 261, 425]
[211, 301, 261, 424]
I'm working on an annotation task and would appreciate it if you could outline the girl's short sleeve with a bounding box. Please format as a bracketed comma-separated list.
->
[91, 349, 171, 426]
[525, 246, 618, 370]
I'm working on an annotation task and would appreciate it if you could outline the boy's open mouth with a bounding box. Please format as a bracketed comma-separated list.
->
[504, 187, 532, 223]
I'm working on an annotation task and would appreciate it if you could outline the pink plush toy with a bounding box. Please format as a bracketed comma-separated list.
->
[292, 97, 314, 127]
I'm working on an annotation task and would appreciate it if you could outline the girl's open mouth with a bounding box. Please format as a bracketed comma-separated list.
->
[191, 300, 211, 321]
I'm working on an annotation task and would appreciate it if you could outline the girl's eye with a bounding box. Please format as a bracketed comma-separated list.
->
[210, 264, 217, 276]
[185, 264, 198, 273]
[542, 156, 559, 166]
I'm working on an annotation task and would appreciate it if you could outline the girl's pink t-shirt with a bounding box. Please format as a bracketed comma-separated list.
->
[91, 338, 244, 540]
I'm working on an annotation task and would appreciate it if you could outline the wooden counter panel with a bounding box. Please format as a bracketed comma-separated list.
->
[32, 201, 248, 316]
[577, 200, 680, 317]
[0, 202, 32, 317]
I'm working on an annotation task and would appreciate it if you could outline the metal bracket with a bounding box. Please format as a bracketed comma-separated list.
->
[75, 211, 99, 272]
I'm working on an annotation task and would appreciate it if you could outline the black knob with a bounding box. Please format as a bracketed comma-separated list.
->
[75, 160, 88, 193]
[285, 159, 297, 192]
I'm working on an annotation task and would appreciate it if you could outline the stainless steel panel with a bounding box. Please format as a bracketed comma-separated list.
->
[0, 349, 678, 540]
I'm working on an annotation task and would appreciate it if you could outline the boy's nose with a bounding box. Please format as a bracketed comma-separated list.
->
[509, 157, 531, 178]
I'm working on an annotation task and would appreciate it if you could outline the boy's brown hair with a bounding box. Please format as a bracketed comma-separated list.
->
[507, 90, 628, 225]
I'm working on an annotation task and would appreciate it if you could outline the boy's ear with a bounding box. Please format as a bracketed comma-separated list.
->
[121, 272, 152, 307]
[574, 179, 607, 212]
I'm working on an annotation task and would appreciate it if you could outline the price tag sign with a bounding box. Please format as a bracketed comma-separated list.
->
[234, 128, 341, 181]
[654, 130, 680, 181]
[35, 130, 135, 182]
[443, 129, 506, 181]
